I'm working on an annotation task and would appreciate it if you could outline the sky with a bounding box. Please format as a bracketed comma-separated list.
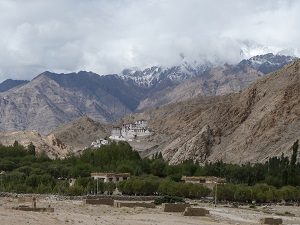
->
[0, 0, 299, 81]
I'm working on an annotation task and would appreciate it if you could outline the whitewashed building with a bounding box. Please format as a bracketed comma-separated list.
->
[91, 172, 131, 183]
[181, 176, 226, 189]
[91, 139, 109, 148]
[109, 120, 152, 141]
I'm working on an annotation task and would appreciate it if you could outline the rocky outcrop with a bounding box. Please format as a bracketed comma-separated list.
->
[167, 125, 214, 164]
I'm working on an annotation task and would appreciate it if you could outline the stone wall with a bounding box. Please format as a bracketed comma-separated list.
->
[13, 206, 54, 212]
[86, 195, 158, 201]
[183, 207, 209, 216]
[114, 200, 155, 208]
[260, 218, 283, 225]
[162, 203, 190, 212]
[0, 192, 158, 201]
[85, 198, 114, 206]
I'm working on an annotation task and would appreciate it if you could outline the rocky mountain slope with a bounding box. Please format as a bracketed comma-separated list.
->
[136, 64, 262, 111]
[50, 116, 109, 153]
[136, 53, 296, 111]
[0, 59, 298, 163]
[119, 53, 294, 88]
[0, 53, 296, 134]
[0, 79, 29, 92]
[0, 117, 109, 158]
[0, 71, 144, 134]
[237, 53, 295, 74]
[0, 130, 71, 158]
[131, 60, 300, 164]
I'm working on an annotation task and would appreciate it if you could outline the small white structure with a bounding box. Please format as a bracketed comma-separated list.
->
[110, 120, 152, 141]
[111, 127, 122, 137]
[91, 139, 109, 148]
[91, 172, 131, 183]
[69, 178, 76, 187]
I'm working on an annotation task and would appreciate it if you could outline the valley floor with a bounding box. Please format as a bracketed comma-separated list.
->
[0, 197, 300, 225]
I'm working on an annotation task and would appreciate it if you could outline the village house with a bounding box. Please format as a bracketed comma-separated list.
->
[91, 172, 131, 183]
[181, 176, 226, 189]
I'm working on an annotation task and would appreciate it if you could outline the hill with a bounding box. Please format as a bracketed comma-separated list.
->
[0, 117, 109, 157]
[0, 130, 70, 158]
[49, 116, 109, 153]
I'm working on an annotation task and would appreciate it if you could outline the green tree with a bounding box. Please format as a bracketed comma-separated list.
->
[27, 142, 36, 156]
[289, 140, 299, 185]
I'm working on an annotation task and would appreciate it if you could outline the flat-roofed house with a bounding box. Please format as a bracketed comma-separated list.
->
[91, 172, 131, 183]
[181, 176, 225, 189]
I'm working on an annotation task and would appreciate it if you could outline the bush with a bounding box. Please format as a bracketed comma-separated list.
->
[154, 196, 184, 205]
[66, 185, 85, 196]
[158, 179, 211, 198]
[118, 176, 160, 195]
[216, 184, 236, 201]
[103, 182, 116, 194]
[279, 186, 300, 201]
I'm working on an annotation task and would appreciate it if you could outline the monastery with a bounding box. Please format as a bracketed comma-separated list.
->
[109, 120, 152, 141]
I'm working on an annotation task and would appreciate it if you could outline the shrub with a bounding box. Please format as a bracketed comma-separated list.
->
[154, 196, 184, 205]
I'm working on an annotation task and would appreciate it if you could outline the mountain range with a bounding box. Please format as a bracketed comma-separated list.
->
[129, 59, 300, 164]
[0, 55, 299, 164]
[0, 53, 295, 134]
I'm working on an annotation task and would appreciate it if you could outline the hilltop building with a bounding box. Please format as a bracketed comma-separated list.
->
[90, 139, 109, 148]
[109, 120, 152, 141]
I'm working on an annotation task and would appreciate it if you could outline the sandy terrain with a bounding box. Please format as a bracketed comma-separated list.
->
[0, 197, 300, 225]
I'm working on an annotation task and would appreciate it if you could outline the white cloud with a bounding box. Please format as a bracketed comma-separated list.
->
[0, 0, 299, 81]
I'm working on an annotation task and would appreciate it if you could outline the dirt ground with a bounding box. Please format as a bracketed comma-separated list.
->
[0, 197, 300, 225]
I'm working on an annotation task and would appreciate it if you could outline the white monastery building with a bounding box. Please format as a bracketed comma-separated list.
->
[109, 120, 152, 141]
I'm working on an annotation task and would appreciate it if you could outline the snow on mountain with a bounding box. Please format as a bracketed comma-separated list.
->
[238, 53, 296, 74]
[239, 40, 281, 59]
[118, 53, 296, 87]
[118, 61, 212, 87]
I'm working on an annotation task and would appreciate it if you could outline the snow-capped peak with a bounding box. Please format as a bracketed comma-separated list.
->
[118, 61, 211, 87]
[118, 53, 296, 87]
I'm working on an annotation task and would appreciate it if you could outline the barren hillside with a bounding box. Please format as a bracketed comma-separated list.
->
[0, 117, 109, 158]
[131, 60, 300, 164]
[0, 130, 71, 158]
[50, 116, 109, 153]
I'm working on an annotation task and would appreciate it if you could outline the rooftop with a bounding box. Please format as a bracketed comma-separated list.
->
[181, 176, 226, 183]
[91, 172, 131, 178]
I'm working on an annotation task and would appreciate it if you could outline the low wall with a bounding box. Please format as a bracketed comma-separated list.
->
[0, 192, 85, 201]
[114, 200, 155, 208]
[183, 207, 209, 216]
[13, 206, 54, 212]
[85, 198, 114, 206]
[162, 203, 190, 212]
[260, 218, 283, 225]
[17, 197, 34, 203]
[86, 195, 158, 201]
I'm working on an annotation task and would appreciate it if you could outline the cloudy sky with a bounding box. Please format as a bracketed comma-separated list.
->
[0, 0, 299, 81]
